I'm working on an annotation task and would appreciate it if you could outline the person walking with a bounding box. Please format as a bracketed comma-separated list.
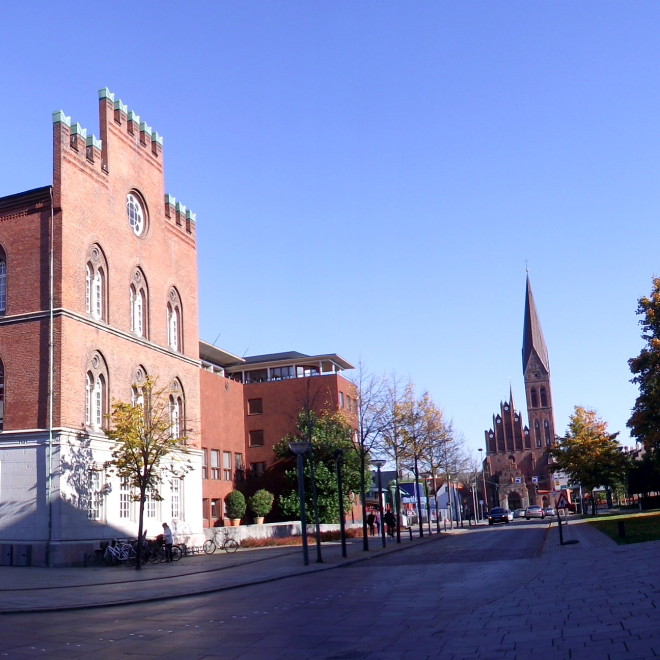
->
[367, 510, 375, 536]
[162, 522, 174, 562]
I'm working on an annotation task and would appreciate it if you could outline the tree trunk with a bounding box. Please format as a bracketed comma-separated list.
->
[359, 449, 369, 551]
[136, 486, 146, 570]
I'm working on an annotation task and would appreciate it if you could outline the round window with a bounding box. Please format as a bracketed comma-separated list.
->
[126, 193, 146, 236]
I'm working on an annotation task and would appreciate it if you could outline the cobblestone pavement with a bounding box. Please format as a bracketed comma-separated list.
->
[0, 518, 658, 659]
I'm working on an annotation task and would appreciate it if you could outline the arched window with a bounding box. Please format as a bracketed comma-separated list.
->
[0, 248, 7, 315]
[535, 421, 541, 448]
[131, 366, 148, 411]
[167, 287, 183, 352]
[531, 388, 538, 408]
[540, 387, 548, 407]
[169, 379, 185, 440]
[85, 352, 108, 431]
[85, 245, 108, 321]
[544, 420, 551, 446]
[129, 268, 148, 338]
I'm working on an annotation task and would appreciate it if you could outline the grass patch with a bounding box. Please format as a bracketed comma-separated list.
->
[588, 511, 660, 544]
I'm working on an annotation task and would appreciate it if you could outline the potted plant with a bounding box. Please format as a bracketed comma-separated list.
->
[248, 489, 274, 524]
[224, 490, 246, 526]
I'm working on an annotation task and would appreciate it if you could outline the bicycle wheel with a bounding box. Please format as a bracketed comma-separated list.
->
[103, 550, 118, 566]
[148, 547, 162, 564]
[223, 539, 239, 553]
[202, 539, 216, 554]
[171, 545, 183, 561]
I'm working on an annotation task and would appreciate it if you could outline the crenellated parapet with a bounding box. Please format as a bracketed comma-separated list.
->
[98, 87, 163, 160]
[52, 110, 105, 171]
[164, 194, 197, 237]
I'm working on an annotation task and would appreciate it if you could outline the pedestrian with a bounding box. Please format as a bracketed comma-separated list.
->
[374, 510, 381, 536]
[367, 510, 375, 536]
[162, 522, 174, 562]
[384, 510, 396, 537]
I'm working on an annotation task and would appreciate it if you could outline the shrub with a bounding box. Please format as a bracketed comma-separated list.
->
[249, 489, 274, 518]
[224, 490, 247, 520]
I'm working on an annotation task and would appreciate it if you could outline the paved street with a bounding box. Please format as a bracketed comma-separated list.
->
[0, 519, 658, 659]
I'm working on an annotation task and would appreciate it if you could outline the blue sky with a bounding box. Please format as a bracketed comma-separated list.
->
[2, 2, 659, 456]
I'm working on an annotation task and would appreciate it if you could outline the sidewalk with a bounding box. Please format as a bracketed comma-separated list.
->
[0, 528, 442, 614]
[0, 518, 649, 616]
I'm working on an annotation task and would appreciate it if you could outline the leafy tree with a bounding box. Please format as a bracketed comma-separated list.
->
[628, 277, 660, 458]
[395, 384, 444, 537]
[274, 410, 367, 524]
[548, 406, 627, 514]
[104, 378, 193, 569]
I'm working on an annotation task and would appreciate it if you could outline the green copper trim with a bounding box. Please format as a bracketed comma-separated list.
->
[52, 111, 71, 126]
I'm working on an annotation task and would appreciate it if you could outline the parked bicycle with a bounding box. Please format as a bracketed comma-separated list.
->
[148, 542, 183, 563]
[103, 539, 137, 566]
[203, 527, 239, 554]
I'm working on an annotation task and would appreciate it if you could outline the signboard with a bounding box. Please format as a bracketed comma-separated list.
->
[556, 492, 569, 509]
[531, 476, 539, 484]
[514, 477, 522, 484]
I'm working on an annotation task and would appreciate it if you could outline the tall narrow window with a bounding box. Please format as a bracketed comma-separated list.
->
[94, 375, 105, 428]
[202, 448, 208, 480]
[167, 288, 183, 352]
[0, 252, 6, 315]
[130, 268, 148, 338]
[540, 387, 548, 407]
[535, 421, 541, 448]
[119, 476, 131, 519]
[170, 395, 180, 438]
[531, 388, 538, 408]
[87, 471, 103, 520]
[171, 478, 181, 519]
[211, 450, 221, 479]
[223, 451, 232, 480]
[169, 379, 185, 441]
[85, 245, 108, 321]
[85, 351, 108, 431]
[235, 453, 245, 482]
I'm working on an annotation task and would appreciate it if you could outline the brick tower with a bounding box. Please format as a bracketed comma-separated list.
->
[0, 89, 202, 565]
[484, 275, 556, 511]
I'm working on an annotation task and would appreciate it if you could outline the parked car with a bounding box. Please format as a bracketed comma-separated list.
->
[543, 506, 557, 517]
[513, 508, 526, 519]
[487, 507, 513, 525]
[525, 505, 545, 519]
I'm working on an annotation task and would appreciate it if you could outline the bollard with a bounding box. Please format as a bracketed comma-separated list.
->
[618, 520, 626, 538]
[408, 526, 413, 541]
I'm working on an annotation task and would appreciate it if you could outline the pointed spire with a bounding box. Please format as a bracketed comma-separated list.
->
[522, 274, 550, 373]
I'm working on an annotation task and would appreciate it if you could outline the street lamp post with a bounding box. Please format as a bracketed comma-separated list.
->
[372, 459, 387, 549]
[478, 448, 488, 518]
[422, 472, 432, 535]
[308, 450, 323, 563]
[289, 441, 311, 566]
[333, 449, 347, 558]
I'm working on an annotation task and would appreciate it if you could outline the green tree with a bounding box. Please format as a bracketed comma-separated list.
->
[104, 378, 193, 569]
[274, 410, 368, 524]
[395, 384, 446, 537]
[548, 406, 627, 514]
[628, 277, 660, 458]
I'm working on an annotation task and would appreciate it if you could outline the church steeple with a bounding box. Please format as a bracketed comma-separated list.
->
[522, 274, 556, 456]
[522, 274, 549, 374]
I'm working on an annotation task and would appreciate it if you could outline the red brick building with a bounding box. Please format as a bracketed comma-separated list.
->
[0, 89, 202, 565]
[0, 89, 357, 563]
[199, 344, 356, 527]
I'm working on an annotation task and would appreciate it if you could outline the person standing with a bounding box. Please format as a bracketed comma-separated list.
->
[162, 522, 174, 562]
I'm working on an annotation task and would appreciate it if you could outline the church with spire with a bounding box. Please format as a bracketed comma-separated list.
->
[483, 276, 557, 511]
